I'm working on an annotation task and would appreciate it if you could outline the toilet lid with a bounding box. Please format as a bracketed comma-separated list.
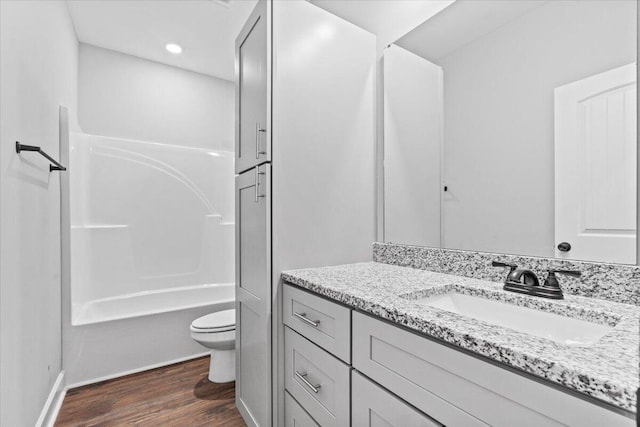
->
[191, 309, 235, 332]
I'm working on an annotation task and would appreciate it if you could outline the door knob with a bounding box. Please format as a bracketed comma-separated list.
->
[557, 242, 571, 252]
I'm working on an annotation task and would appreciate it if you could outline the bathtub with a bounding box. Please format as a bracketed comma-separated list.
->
[72, 283, 235, 326]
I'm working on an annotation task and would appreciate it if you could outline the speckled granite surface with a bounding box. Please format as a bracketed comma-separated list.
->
[374, 242, 640, 306]
[281, 262, 640, 412]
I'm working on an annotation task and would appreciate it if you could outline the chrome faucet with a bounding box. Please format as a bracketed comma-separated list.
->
[491, 261, 581, 300]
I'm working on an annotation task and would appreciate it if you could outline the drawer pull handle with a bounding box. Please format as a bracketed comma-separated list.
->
[295, 371, 321, 393]
[293, 311, 320, 327]
[255, 122, 266, 159]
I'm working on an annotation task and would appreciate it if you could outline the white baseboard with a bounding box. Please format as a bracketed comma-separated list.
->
[36, 371, 66, 427]
[65, 351, 210, 390]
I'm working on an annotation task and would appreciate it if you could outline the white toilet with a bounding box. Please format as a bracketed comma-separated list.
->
[190, 308, 236, 383]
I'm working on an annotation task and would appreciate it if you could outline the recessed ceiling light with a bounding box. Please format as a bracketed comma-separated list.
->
[165, 43, 183, 54]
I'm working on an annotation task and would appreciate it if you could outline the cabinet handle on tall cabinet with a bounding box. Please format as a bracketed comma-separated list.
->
[255, 122, 266, 159]
[254, 165, 265, 203]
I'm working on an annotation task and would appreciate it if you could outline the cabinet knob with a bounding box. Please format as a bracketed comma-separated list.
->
[557, 242, 571, 252]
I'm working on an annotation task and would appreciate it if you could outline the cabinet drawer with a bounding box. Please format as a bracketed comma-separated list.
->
[352, 312, 633, 427]
[284, 391, 319, 427]
[284, 326, 350, 427]
[352, 371, 442, 427]
[283, 284, 351, 363]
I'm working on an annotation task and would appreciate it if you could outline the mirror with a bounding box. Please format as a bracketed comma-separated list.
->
[383, 0, 638, 264]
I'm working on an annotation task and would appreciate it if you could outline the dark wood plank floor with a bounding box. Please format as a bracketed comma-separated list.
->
[55, 357, 246, 427]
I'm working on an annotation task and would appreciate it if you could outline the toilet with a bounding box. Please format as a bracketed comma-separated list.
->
[190, 309, 236, 383]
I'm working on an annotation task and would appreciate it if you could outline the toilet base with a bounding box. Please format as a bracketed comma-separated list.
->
[208, 348, 235, 383]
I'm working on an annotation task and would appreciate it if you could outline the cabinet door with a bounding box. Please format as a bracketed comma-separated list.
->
[352, 371, 442, 427]
[284, 391, 319, 427]
[236, 164, 271, 427]
[235, 0, 268, 174]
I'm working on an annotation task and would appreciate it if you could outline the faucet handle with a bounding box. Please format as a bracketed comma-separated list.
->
[548, 269, 581, 278]
[543, 269, 581, 289]
[491, 261, 518, 282]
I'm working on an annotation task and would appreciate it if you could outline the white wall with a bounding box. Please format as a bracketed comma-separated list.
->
[439, 0, 636, 257]
[78, 43, 234, 150]
[383, 45, 441, 246]
[0, 1, 78, 425]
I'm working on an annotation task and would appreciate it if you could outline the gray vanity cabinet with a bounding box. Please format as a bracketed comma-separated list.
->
[235, 164, 271, 427]
[284, 327, 350, 426]
[283, 284, 440, 427]
[352, 312, 634, 427]
[235, 0, 268, 174]
[282, 284, 635, 427]
[283, 284, 351, 363]
[284, 391, 319, 427]
[352, 371, 442, 427]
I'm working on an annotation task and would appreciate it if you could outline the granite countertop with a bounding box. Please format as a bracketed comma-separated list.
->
[281, 262, 640, 412]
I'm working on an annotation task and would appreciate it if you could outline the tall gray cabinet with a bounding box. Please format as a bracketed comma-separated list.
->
[235, 2, 271, 426]
[235, 165, 270, 426]
[235, 1, 376, 426]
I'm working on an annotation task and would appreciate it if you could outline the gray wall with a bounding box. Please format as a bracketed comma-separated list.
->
[0, 1, 78, 425]
[440, 0, 636, 257]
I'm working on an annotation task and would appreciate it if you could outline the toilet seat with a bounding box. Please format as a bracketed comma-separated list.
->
[190, 309, 235, 333]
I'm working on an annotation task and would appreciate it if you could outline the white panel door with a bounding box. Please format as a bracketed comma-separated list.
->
[236, 164, 271, 427]
[555, 63, 636, 264]
[235, 0, 268, 174]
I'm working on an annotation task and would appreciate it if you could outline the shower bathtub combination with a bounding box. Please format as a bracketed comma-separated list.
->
[64, 131, 235, 385]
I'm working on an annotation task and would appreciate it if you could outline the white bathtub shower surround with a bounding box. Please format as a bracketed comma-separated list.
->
[70, 132, 235, 325]
[73, 283, 234, 325]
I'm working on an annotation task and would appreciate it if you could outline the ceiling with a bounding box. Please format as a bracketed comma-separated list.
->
[65, 0, 456, 81]
[311, 0, 455, 50]
[396, 0, 547, 62]
[66, 0, 258, 81]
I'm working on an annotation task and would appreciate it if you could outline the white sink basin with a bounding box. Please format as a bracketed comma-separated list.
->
[412, 293, 613, 346]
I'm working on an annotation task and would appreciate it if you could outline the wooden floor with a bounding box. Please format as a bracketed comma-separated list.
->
[55, 357, 246, 427]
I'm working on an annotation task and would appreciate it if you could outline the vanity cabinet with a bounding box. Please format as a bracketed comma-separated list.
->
[285, 391, 319, 427]
[283, 284, 351, 363]
[352, 312, 633, 427]
[283, 284, 440, 427]
[282, 283, 635, 427]
[352, 371, 442, 427]
[284, 327, 350, 426]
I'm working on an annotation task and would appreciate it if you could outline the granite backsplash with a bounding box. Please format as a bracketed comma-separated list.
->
[373, 242, 640, 306]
